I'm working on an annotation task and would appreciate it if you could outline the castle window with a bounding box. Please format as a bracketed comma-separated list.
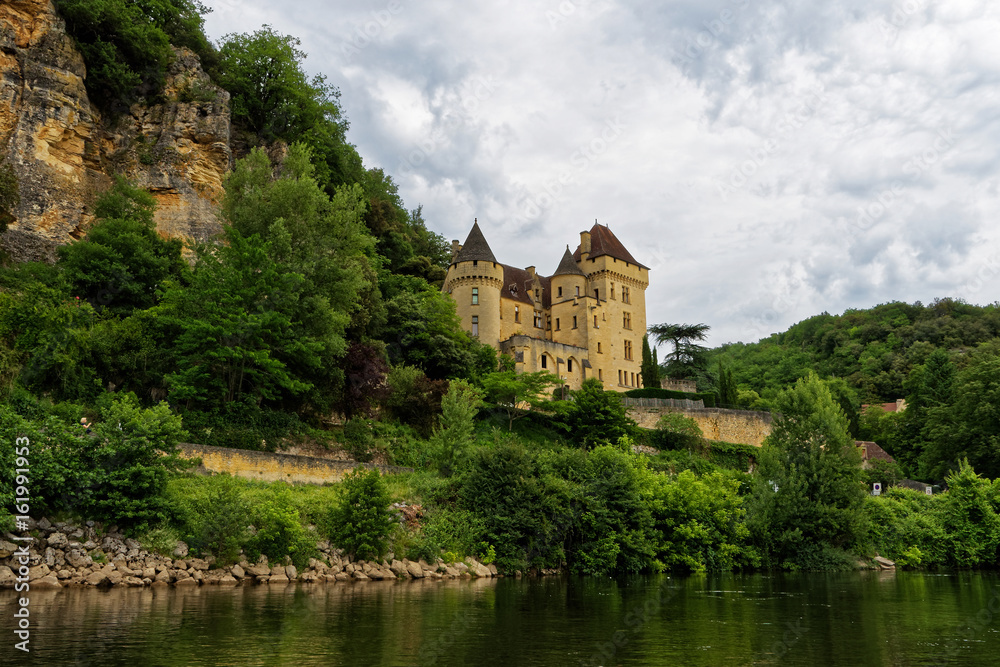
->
[575, 286, 580, 296]
[514, 306, 520, 323]
[547, 316, 551, 330]
[535, 289, 539, 299]
[599, 369, 603, 381]
[594, 315, 598, 328]
[472, 316, 479, 337]
[622, 286, 630, 303]
[631, 372, 636, 387]
[555, 318, 560, 330]
[534, 311, 542, 328]
[594, 288, 599, 300]
[558, 286, 563, 297]
[541, 355, 548, 369]
[567, 359, 574, 372]
[610, 283, 616, 300]
[597, 342, 602, 353]
[618, 369, 623, 385]
[572, 316, 578, 329]
[473, 260, 478, 267]
[472, 287, 479, 305]
[623, 312, 631, 330]
[515, 351, 524, 363]
[624, 340, 633, 360]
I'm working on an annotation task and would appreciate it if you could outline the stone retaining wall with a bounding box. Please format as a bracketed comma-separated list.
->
[629, 407, 774, 447]
[178, 443, 412, 485]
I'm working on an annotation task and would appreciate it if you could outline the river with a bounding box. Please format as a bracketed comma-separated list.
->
[2, 571, 999, 665]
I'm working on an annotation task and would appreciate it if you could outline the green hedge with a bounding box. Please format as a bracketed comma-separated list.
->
[624, 387, 717, 407]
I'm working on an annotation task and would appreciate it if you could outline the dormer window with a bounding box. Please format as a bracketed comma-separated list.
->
[510, 284, 518, 296]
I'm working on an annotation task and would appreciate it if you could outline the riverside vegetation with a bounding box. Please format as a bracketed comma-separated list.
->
[4, 2, 1000, 588]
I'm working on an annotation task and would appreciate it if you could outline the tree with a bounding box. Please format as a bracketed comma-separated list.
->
[649, 322, 710, 379]
[480, 370, 560, 430]
[430, 380, 482, 476]
[716, 360, 737, 408]
[162, 225, 316, 411]
[215, 27, 358, 190]
[640, 334, 660, 389]
[329, 468, 395, 561]
[59, 177, 186, 314]
[921, 343, 1000, 480]
[562, 378, 636, 449]
[747, 372, 867, 569]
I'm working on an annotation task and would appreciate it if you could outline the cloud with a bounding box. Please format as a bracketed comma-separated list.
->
[202, 0, 1000, 347]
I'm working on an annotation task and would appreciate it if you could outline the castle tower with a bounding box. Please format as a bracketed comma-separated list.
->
[443, 221, 504, 348]
[573, 223, 649, 389]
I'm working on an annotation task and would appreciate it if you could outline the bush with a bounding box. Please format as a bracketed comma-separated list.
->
[329, 468, 394, 561]
[651, 412, 704, 451]
[175, 474, 250, 563]
[246, 491, 315, 568]
[708, 441, 758, 471]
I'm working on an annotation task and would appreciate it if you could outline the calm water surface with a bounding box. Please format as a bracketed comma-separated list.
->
[2, 571, 999, 666]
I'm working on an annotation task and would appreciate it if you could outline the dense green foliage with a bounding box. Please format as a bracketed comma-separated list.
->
[55, 0, 214, 112]
[747, 374, 867, 569]
[329, 468, 395, 561]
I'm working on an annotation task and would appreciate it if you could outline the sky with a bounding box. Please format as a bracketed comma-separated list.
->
[202, 0, 1000, 349]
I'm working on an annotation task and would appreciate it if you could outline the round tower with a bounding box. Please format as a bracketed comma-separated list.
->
[443, 221, 504, 348]
[549, 245, 588, 303]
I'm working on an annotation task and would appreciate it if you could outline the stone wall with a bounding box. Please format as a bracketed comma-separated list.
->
[629, 406, 774, 447]
[178, 443, 411, 485]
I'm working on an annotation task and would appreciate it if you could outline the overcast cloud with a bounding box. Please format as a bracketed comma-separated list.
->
[203, 0, 1000, 348]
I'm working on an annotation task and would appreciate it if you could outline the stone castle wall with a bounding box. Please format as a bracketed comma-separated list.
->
[629, 406, 774, 447]
[178, 443, 411, 485]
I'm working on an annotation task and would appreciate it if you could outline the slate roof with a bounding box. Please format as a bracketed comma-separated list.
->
[500, 264, 535, 305]
[856, 441, 896, 463]
[573, 223, 647, 269]
[553, 246, 586, 277]
[454, 221, 497, 264]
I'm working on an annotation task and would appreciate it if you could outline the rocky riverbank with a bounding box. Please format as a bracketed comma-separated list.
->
[0, 518, 510, 591]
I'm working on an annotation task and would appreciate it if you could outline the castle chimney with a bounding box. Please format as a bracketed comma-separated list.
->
[451, 239, 462, 262]
[580, 230, 592, 260]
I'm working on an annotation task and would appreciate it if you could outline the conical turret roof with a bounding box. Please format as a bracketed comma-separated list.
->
[454, 221, 497, 264]
[553, 245, 586, 277]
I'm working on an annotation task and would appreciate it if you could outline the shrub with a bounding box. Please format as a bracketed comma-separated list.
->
[343, 418, 375, 462]
[177, 474, 250, 563]
[652, 412, 704, 451]
[246, 492, 315, 568]
[329, 468, 394, 561]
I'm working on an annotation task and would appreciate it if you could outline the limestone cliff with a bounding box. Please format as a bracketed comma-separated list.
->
[0, 0, 230, 262]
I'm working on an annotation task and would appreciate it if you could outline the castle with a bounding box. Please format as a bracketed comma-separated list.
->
[443, 221, 649, 392]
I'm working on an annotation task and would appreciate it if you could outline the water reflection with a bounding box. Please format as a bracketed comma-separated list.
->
[2, 572, 1000, 666]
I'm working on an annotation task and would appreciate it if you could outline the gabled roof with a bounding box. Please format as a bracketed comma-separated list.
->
[573, 223, 647, 269]
[553, 246, 586, 277]
[454, 221, 497, 264]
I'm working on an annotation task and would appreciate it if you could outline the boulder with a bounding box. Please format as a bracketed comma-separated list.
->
[32, 575, 61, 590]
[217, 575, 238, 586]
[172, 542, 189, 559]
[245, 563, 270, 577]
[28, 564, 50, 581]
[0, 566, 15, 586]
[352, 571, 369, 581]
[46, 532, 68, 548]
[230, 564, 245, 579]
[269, 574, 290, 585]
[175, 577, 198, 587]
[406, 561, 425, 579]
[189, 558, 209, 571]
[284, 565, 297, 580]
[389, 560, 408, 577]
[874, 556, 896, 570]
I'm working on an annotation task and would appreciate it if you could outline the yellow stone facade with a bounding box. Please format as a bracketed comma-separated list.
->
[443, 221, 649, 392]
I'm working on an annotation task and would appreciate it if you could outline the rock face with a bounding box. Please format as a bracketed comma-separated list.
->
[0, 0, 230, 262]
